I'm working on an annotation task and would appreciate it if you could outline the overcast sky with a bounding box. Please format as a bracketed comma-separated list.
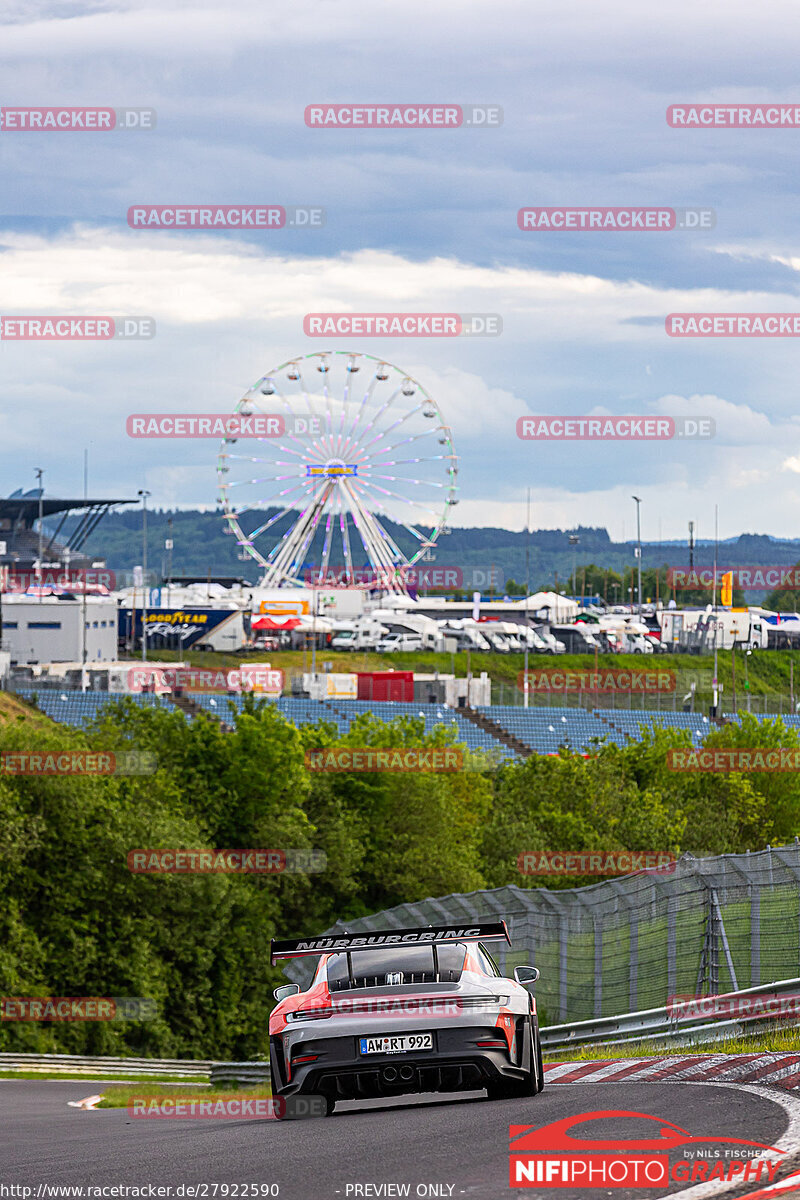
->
[3, 0, 800, 545]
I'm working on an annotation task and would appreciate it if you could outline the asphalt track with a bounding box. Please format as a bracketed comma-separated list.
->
[0, 1080, 796, 1200]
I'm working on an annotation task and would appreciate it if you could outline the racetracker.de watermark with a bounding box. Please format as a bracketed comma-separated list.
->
[516, 416, 714, 440]
[667, 748, 800, 772]
[2, 568, 116, 591]
[303, 313, 502, 336]
[127, 414, 325, 438]
[667, 313, 800, 336]
[668, 992, 800, 1020]
[668, 104, 800, 127]
[324, 996, 464, 1017]
[0, 751, 156, 776]
[518, 851, 676, 876]
[303, 565, 504, 590]
[129, 1095, 327, 1119]
[1, 317, 154, 340]
[518, 669, 677, 694]
[668, 566, 800, 589]
[304, 104, 502, 128]
[127, 206, 324, 229]
[1, 997, 156, 1021]
[127, 849, 326, 874]
[1, 107, 155, 130]
[127, 666, 284, 694]
[518, 207, 715, 230]
[305, 747, 463, 772]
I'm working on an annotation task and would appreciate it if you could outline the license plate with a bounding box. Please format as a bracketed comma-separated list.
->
[358, 1032, 433, 1055]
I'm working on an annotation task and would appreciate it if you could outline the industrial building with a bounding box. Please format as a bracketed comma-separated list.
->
[2, 595, 118, 666]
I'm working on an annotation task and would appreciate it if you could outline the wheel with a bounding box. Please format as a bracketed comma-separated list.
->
[274, 1091, 335, 1119]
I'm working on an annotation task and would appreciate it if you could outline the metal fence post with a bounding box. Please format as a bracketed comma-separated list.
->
[709, 888, 719, 994]
[750, 886, 760, 987]
[609, 879, 638, 1012]
[629, 910, 639, 1011]
[667, 893, 678, 1000]
[594, 916, 603, 1017]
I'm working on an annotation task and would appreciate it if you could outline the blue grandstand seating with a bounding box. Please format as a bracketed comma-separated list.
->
[11, 686, 797, 757]
[13, 688, 172, 729]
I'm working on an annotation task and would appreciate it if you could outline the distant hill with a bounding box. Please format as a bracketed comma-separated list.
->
[54, 508, 800, 595]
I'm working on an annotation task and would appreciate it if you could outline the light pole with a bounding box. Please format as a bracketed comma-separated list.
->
[524, 488, 531, 709]
[632, 496, 642, 618]
[82, 460, 88, 689]
[35, 468, 44, 602]
[138, 490, 151, 661]
[568, 534, 579, 599]
[745, 649, 752, 712]
[165, 517, 173, 606]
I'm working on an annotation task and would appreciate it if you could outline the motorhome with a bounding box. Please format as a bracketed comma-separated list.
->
[483, 629, 511, 653]
[370, 607, 441, 650]
[435, 619, 491, 652]
[550, 624, 604, 654]
[330, 618, 388, 651]
[530, 627, 566, 654]
[486, 621, 526, 652]
[375, 632, 424, 653]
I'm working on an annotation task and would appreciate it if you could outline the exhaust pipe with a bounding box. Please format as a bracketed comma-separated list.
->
[399, 1065, 415, 1082]
[382, 1066, 398, 1084]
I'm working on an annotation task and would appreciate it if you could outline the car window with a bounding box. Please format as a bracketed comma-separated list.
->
[474, 943, 500, 976]
[325, 943, 467, 990]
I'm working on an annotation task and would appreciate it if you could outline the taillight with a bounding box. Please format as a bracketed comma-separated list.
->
[287, 1007, 333, 1021]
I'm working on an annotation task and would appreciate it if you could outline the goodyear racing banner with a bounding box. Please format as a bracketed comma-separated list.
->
[270, 920, 511, 962]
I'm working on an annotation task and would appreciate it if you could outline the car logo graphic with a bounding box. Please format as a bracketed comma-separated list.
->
[509, 1110, 783, 1155]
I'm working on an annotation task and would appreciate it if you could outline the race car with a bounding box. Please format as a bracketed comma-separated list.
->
[269, 920, 543, 1116]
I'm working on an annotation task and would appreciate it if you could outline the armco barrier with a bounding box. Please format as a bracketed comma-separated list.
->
[0, 1052, 216, 1078]
[539, 976, 800, 1053]
[0, 1052, 272, 1084]
[209, 1062, 271, 1085]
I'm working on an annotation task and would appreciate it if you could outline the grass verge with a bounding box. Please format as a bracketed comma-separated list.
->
[97, 1082, 272, 1108]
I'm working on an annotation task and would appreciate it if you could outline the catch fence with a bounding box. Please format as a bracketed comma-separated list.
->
[284, 842, 800, 1026]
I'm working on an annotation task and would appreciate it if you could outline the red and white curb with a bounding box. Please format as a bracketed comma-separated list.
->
[544, 1054, 800, 1091]
[730, 1166, 800, 1198]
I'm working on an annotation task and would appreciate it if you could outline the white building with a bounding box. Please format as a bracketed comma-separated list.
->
[1, 595, 118, 665]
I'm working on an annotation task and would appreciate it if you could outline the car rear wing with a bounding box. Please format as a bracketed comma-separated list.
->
[270, 920, 511, 964]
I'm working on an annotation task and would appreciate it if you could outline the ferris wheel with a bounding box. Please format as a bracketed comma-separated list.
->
[216, 351, 459, 590]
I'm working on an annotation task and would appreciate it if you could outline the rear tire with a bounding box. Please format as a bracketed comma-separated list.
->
[274, 1092, 335, 1119]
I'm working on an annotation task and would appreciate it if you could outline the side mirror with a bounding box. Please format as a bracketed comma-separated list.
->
[273, 983, 301, 1002]
[514, 965, 540, 985]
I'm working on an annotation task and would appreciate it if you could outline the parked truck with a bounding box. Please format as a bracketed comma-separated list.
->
[659, 607, 770, 652]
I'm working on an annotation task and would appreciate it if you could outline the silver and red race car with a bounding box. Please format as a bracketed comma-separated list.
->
[269, 920, 544, 1116]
